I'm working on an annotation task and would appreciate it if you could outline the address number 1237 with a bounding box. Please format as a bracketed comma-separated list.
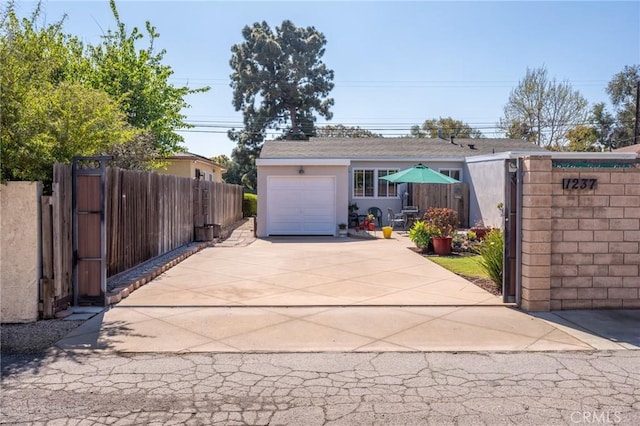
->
[562, 178, 597, 190]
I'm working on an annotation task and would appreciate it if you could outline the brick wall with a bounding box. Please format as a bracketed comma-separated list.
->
[549, 162, 640, 310]
[520, 156, 553, 311]
[520, 156, 640, 311]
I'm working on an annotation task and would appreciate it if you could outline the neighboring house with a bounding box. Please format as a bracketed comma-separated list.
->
[614, 143, 640, 156]
[156, 152, 226, 183]
[255, 137, 547, 237]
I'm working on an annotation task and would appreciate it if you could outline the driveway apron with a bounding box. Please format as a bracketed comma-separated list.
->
[56, 234, 597, 353]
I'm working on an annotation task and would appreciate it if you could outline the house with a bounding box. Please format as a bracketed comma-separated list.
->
[255, 137, 546, 237]
[614, 143, 640, 156]
[156, 152, 226, 182]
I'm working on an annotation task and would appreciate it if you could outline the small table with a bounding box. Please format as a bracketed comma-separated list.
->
[402, 209, 420, 229]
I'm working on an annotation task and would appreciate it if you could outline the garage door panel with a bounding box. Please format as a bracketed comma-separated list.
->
[267, 176, 336, 235]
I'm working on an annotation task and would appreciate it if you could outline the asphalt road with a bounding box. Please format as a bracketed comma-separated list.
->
[2, 350, 639, 425]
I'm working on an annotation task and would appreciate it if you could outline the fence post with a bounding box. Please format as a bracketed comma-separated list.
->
[39, 196, 55, 319]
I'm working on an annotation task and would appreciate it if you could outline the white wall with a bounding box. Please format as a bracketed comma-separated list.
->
[1, 182, 42, 323]
[464, 159, 506, 228]
[256, 165, 349, 237]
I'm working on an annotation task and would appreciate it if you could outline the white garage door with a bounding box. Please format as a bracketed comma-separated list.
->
[267, 176, 336, 235]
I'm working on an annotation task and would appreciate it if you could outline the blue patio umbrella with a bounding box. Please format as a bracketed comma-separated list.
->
[379, 164, 459, 184]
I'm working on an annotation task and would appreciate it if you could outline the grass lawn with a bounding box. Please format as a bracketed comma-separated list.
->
[427, 254, 489, 279]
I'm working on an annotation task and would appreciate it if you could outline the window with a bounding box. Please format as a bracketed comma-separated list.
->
[353, 169, 374, 197]
[439, 168, 462, 181]
[353, 169, 398, 198]
[378, 169, 398, 197]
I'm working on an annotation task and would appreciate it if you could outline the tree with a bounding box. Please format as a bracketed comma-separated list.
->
[503, 121, 538, 143]
[210, 154, 234, 183]
[211, 154, 231, 168]
[498, 66, 589, 149]
[0, 3, 132, 184]
[410, 117, 483, 139]
[605, 65, 639, 147]
[315, 124, 382, 138]
[591, 102, 616, 150]
[3, 81, 134, 183]
[228, 20, 335, 188]
[86, 0, 208, 156]
[565, 125, 599, 152]
[104, 131, 160, 171]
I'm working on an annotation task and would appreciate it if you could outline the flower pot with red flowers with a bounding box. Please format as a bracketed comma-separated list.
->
[424, 207, 459, 256]
[470, 219, 491, 241]
[364, 213, 376, 231]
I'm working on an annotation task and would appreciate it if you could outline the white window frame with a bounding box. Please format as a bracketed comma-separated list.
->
[352, 168, 399, 199]
[377, 169, 399, 198]
[438, 168, 462, 181]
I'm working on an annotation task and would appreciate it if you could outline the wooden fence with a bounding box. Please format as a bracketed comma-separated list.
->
[40, 164, 74, 318]
[40, 165, 243, 317]
[411, 182, 470, 227]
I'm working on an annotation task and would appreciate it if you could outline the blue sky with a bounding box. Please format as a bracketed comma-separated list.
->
[18, 1, 640, 157]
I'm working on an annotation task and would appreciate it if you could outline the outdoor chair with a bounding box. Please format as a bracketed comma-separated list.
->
[367, 207, 383, 228]
[387, 208, 406, 230]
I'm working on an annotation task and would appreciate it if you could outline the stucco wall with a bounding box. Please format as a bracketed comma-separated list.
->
[157, 159, 224, 183]
[256, 164, 349, 237]
[465, 158, 506, 228]
[1, 182, 42, 323]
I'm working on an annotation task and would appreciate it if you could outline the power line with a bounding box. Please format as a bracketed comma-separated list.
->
[170, 77, 610, 89]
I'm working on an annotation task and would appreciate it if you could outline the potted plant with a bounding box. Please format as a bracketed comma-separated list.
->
[424, 207, 458, 255]
[470, 219, 491, 241]
[338, 223, 348, 237]
[366, 213, 376, 231]
[408, 220, 441, 253]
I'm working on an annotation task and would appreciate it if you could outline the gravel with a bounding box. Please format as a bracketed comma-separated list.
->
[1, 319, 85, 354]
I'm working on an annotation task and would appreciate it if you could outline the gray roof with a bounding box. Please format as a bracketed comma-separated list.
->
[259, 137, 546, 159]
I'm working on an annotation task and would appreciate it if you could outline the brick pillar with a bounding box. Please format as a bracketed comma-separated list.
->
[520, 156, 552, 311]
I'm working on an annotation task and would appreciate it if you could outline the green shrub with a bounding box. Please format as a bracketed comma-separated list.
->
[409, 220, 441, 250]
[475, 228, 504, 291]
[243, 193, 257, 217]
[424, 207, 458, 237]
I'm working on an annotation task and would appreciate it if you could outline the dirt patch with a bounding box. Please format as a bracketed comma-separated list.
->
[1, 320, 84, 354]
[458, 274, 502, 296]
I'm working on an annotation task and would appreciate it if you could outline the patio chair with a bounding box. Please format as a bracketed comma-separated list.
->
[367, 207, 383, 228]
[387, 208, 406, 230]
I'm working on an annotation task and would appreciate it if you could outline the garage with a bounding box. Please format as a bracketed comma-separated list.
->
[266, 176, 336, 235]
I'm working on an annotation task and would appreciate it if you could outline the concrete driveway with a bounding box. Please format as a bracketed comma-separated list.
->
[56, 234, 609, 353]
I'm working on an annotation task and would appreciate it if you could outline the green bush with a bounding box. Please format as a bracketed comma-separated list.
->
[409, 220, 441, 251]
[243, 193, 257, 217]
[424, 207, 459, 237]
[475, 228, 504, 291]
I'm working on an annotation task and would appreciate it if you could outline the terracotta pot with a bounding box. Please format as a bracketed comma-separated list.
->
[432, 236, 453, 255]
[471, 227, 489, 240]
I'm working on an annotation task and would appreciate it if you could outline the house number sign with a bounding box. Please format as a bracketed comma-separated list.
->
[561, 178, 597, 190]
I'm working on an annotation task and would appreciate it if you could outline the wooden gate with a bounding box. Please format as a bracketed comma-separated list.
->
[73, 156, 110, 306]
